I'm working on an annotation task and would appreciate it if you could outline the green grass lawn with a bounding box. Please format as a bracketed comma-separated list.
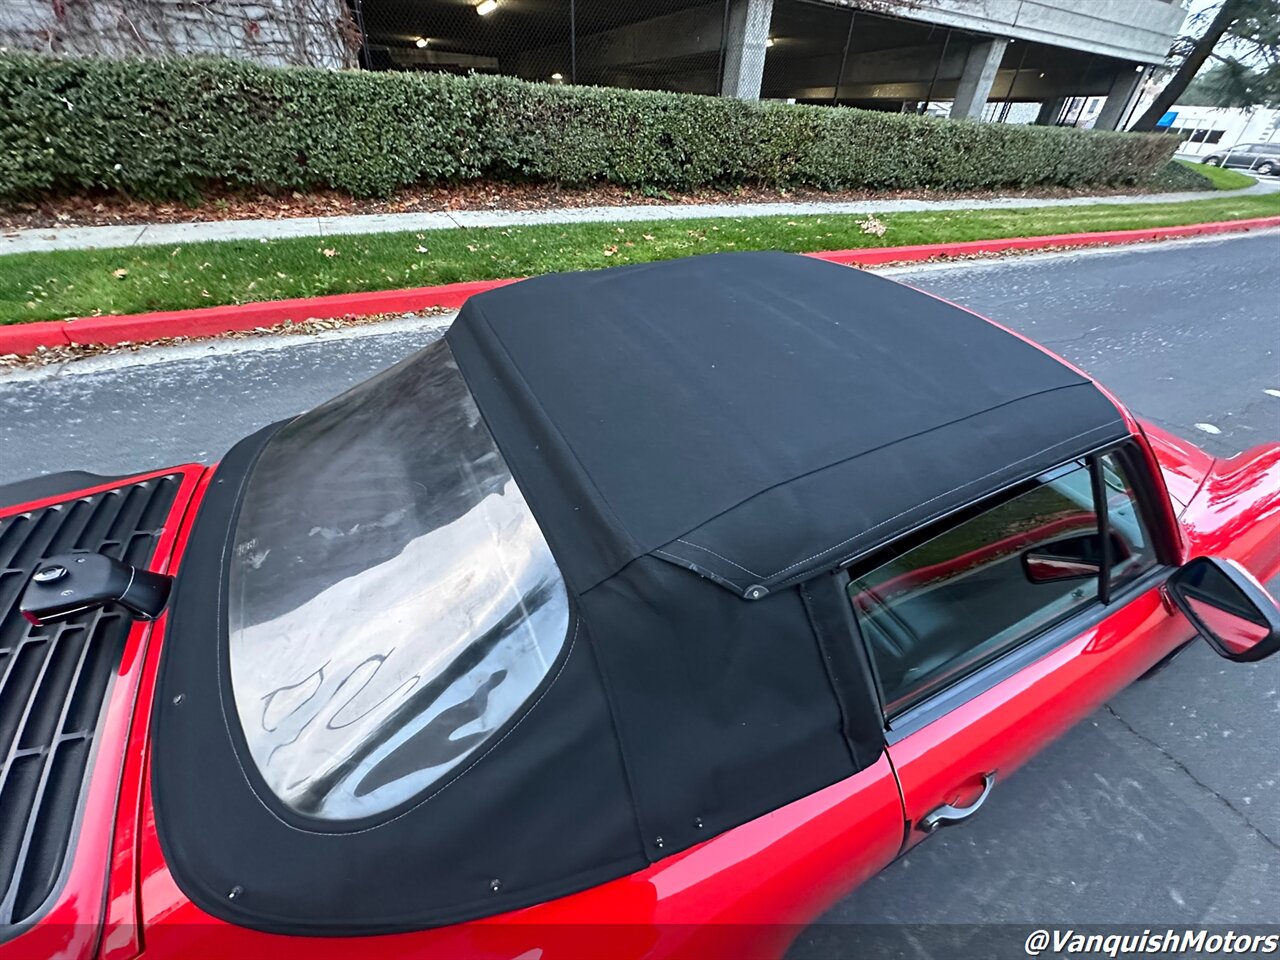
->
[1175, 158, 1257, 190]
[4, 193, 1279, 325]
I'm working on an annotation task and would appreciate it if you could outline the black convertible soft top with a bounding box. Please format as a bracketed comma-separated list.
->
[449, 251, 1127, 599]
[152, 252, 1129, 935]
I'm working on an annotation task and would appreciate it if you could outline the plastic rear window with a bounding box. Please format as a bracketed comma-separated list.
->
[227, 339, 569, 822]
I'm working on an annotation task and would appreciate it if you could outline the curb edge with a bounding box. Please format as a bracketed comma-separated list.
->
[5, 216, 1277, 355]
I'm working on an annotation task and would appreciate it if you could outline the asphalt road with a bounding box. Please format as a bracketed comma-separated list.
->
[2, 232, 1278, 953]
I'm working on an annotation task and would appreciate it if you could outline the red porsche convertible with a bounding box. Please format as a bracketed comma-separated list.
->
[2, 253, 1278, 960]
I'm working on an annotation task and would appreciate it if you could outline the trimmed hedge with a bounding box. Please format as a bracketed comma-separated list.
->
[0, 52, 1178, 201]
[1155, 159, 1218, 191]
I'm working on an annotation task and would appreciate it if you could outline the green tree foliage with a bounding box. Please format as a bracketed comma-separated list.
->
[1181, 60, 1280, 107]
[1133, 0, 1280, 129]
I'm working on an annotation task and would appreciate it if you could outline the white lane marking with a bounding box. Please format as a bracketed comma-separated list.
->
[1194, 422, 1223, 435]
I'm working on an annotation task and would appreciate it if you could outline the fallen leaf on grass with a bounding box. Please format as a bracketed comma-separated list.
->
[857, 215, 888, 237]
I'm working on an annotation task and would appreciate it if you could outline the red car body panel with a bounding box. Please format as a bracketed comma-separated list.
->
[1, 416, 1277, 959]
[0, 466, 205, 960]
[1178, 443, 1280, 578]
[129, 753, 905, 960]
[1139, 422, 1215, 514]
[891, 587, 1186, 854]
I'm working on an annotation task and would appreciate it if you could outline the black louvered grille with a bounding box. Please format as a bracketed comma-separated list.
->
[0, 475, 180, 930]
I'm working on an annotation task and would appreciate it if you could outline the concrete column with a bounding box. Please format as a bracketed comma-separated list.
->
[721, 0, 773, 100]
[1035, 96, 1066, 126]
[1094, 67, 1145, 131]
[950, 37, 1007, 120]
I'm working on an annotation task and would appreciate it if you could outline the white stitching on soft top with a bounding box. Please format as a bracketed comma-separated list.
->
[673, 538, 763, 577]
[761, 424, 1116, 579]
[677, 422, 1118, 584]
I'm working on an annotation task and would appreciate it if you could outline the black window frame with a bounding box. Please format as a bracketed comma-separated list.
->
[843, 438, 1176, 736]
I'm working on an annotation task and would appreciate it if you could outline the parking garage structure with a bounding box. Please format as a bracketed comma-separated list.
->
[356, 0, 1184, 128]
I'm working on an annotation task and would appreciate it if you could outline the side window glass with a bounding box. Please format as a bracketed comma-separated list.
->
[1098, 452, 1159, 592]
[850, 462, 1101, 716]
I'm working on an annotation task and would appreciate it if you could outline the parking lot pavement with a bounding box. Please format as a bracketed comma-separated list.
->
[1, 231, 1278, 946]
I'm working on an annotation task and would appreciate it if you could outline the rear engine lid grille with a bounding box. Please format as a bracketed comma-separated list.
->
[0, 475, 179, 932]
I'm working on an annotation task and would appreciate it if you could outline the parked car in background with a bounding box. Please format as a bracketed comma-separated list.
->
[1202, 141, 1280, 176]
[2, 253, 1279, 960]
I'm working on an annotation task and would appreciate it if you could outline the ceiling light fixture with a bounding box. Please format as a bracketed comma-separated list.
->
[415, 37, 428, 48]
[765, 37, 775, 47]
[476, 0, 498, 15]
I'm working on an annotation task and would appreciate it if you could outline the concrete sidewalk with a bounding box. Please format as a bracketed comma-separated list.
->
[5, 178, 1278, 256]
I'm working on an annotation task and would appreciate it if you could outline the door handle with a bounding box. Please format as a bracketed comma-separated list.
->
[919, 771, 997, 833]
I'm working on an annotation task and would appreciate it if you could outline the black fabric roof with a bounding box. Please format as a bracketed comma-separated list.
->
[152, 252, 1133, 936]
[448, 252, 1128, 599]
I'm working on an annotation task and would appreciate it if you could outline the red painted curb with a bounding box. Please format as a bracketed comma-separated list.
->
[3, 216, 1277, 355]
[809, 215, 1280, 267]
[0, 319, 77, 356]
[57, 278, 522, 348]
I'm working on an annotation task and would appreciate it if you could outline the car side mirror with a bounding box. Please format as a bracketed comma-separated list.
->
[1166, 557, 1280, 663]
[1022, 531, 1129, 585]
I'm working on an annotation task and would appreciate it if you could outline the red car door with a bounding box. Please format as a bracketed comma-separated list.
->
[845, 445, 1192, 847]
